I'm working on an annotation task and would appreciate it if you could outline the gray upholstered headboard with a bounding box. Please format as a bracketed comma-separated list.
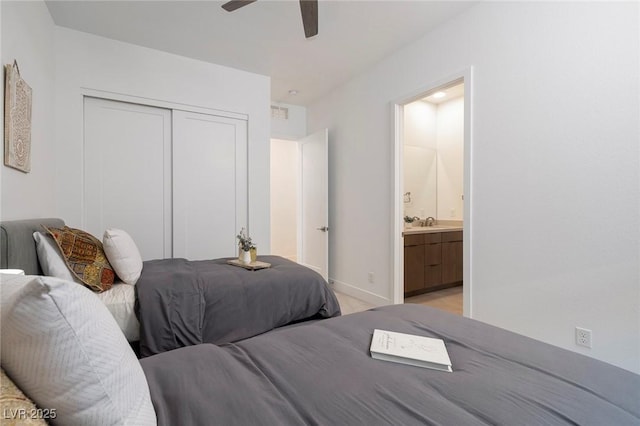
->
[0, 218, 65, 275]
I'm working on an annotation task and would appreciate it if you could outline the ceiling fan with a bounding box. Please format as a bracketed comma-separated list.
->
[221, 0, 318, 39]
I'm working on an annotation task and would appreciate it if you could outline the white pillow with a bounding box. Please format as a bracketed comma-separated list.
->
[33, 231, 82, 284]
[96, 282, 140, 342]
[0, 275, 156, 426]
[103, 228, 143, 285]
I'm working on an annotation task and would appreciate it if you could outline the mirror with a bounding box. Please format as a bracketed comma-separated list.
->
[403, 83, 464, 224]
[403, 146, 437, 220]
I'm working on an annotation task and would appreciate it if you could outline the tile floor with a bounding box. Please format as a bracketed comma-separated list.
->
[334, 285, 463, 316]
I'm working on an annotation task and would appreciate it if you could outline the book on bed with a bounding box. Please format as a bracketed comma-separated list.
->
[370, 329, 452, 372]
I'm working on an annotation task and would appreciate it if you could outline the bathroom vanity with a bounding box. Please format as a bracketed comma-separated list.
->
[403, 226, 462, 297]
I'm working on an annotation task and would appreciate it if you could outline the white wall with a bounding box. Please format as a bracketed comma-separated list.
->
[436, 96, 464, 221]
[270, 139, 298, 260]
[271, 102, 307, 140]
[308, 1, 639, 373]
[0, 1, 56, 221]
[404, 101, 437, 149]
[53, 27, 272, 250]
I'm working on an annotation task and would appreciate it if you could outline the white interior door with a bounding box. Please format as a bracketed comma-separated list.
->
[83, 97, 172, 260]
[172, 110, 248, 260]
[298, 129, 329, 280]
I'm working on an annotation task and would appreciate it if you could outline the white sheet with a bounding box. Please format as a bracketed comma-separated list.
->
[96, 282, 139, 342]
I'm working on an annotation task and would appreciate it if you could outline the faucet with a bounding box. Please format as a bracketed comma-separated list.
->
[425, 217, 435, 227]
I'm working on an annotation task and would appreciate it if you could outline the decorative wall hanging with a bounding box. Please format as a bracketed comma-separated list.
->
[4, 60, 32, 173]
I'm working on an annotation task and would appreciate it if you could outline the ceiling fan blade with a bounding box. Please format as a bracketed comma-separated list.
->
[221, 0, 257, 13]
[299, 0, 318, 38]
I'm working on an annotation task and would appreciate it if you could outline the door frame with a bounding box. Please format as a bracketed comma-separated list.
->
[390, 67, 473, 317]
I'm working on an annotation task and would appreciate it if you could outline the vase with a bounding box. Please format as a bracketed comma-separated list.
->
[241, 249, 251, 264]
[250, 247, 257, 262]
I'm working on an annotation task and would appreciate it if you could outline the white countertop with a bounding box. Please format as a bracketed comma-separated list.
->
[402, 225, 463, 235]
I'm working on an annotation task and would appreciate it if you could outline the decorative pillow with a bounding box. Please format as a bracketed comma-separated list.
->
[103, 228, 143, 285]
[0, 274, 157, 425]
[0, 369, 48, 425]
[33, 231, 82, 284]
[43, 226, 115, 292]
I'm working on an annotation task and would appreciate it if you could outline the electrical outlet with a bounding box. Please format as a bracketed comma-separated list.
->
[328, 279, 335, 285]
[575, 327, 592, 348]
[450, 208, 455, 217]
[367, 272, 374, 284]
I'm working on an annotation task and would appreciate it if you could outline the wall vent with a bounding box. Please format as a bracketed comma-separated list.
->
[271, 105, 289, 120]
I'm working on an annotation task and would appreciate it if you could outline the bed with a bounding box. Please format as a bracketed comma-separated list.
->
[0, 218, 340, 353]
[2, 273, 639, 426]
[136, 256, 340, 356]
[1, 219, 639, 425]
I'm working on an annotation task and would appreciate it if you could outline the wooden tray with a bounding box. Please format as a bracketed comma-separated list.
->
[226, 259, 271, 271]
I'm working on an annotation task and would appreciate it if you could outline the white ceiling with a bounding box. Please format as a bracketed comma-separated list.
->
[45, 0, 477, 106]
[422, 82, 464, 105]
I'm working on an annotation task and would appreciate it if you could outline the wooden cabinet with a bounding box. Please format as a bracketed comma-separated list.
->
[404, 230, 462, 297]
[404, 235, 424, 293]
[423, 233, 442, 290]
[441, 231, 463, 285]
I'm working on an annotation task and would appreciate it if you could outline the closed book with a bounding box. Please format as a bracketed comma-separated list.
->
[370, 329, 452, 372]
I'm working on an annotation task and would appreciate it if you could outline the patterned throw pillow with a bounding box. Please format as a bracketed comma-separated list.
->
[0, 369, 48, 425]
[43, 226, 115, 292]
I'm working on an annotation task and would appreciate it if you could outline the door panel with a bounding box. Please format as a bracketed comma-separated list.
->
[173, 110, 247, 260]
[298, 129, 328, 279]
[83, 97, 172, 260]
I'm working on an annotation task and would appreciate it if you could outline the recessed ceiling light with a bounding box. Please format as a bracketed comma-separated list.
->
[432, 91, 446, 99]
[288, 89, 299, 96]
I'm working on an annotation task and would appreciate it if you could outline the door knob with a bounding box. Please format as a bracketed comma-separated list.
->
[316, 226, 329, 232]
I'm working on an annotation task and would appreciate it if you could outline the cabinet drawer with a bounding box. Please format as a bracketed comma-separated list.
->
[424, 233, 442, 244]
[404, 234, 424, 246]
[441, 231, 463, 242]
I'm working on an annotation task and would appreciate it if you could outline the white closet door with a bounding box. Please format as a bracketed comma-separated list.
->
[83, 97, 172, 260]
[172, 110, 248, 260]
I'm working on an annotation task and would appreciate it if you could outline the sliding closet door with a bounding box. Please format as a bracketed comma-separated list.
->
[172, 110, 248, 260]
[83, 97, 172, 260]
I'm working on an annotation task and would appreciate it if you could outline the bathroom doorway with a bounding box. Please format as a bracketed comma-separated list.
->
[391, 69, 472, 317]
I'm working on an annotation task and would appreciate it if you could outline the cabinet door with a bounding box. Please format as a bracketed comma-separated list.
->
[442, 241, 463, 284]
[173, 111, 248, 260]
[83, 97, 172, 260]
[404, 244, 425, 293]
[425, 264, 442, 288]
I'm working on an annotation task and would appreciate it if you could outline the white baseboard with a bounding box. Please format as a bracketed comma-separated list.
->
[329, 279, 391, 307]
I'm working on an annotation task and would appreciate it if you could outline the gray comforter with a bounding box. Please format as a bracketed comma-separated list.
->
[136, 256, 340, 357]
[141, 304, 640, 425]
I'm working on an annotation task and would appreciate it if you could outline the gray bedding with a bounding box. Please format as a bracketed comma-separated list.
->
[136, 255, 340, 357]
[142, 304, 640, 425]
